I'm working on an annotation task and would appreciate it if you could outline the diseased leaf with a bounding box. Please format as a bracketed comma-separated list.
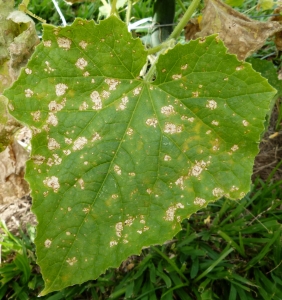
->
[196, 0, 282, 60]
[3, 16, 276, 295]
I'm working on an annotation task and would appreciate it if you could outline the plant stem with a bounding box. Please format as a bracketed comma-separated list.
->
[110, 0, 118, 15]
[126, 0, 132, 26]
[169, 0, 200, 40]
[176, 0, 186, 12]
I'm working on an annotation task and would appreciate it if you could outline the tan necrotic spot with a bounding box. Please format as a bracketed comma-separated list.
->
[57, 37, 71, 50]
[194, 197, 206, 206]
[44, 239, 52, 248]
[242, 120, 249, 126]
[192, 91, 199, 97]
[175, 176, 184, 190]
[64, 137, 72, 144]
[164, 203, 184, 221]
[231, 145, 239, 151]
[211, 120, 219, 126]
[78, 178, 85, 189]
[189, 160, 208, 177]
[133, 87, 142, 95]
[164, 155, 171, 161]
[90, 91, 102, 110]
[91, 132, 101, 142]
[127, 128, 133, 135]
[181, 64, 188, 70]
[110, 241, 118, 247]
[206, 100, 217, 110]
[25, 89, 33, 97]
[212, 187, 224, 197]
[101, 90, 110, 99]
[66, 257, 77, 266]
[115, 222, 123, 237]
[25, 68, 32, 74]
[49, 100, 64, 112]
[117, 96, 129, 110]
[79, 40, 88, 49]
[46, 113, 58, 126]
[146, 118, 158, 128]
[79, 102, 88, 110]
[43, 40, 52, 47]
[172, 74, 182, 80]
[105, 78, 121, 90]
[63, 150, 71, 155]
[114, 165, 121, 175]
[55, 83, 68, 96]
[48, 138, 60, 150]
[43, 176, 60, 192]
[161, 105, 175, 115]
[83, 71, 90, 77]
[33, 155, 45, 165]
[73, 137, 87, 151]
[75, 58, 88, 70]
[164, 123, 182, 134]
[31, 111, 41, 122]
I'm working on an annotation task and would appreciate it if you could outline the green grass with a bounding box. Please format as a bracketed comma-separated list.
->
[1, 176, 282, 299]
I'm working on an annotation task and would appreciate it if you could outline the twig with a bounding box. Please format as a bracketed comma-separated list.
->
[52, 0, 67, 26]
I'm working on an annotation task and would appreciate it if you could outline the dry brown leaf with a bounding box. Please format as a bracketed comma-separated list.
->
[184, 18, 200, 41]
[195, 0, 282, 60]
[270, 7, 282, 51]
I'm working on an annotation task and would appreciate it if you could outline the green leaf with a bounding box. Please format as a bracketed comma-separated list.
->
[3, 16, 276, 295]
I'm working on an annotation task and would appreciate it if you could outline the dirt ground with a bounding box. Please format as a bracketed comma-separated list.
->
[1, 104, 282, 235]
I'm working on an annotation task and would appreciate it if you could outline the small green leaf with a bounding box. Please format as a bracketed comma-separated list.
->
[4, 16, 276, 295]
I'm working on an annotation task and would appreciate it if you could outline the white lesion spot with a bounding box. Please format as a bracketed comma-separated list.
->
[66, 232, 71, 235]
[31, 111, 41, 122]
[146, 118, 158, 128]
[189, 160, 209, 177]
[164, 203, 184, 221]
[126, 128, 133, 136]
[146, 188, 152, 194]
[46, 113, 58, 126]
[53, 154, 62, 165]
[101, 90, 110, 99]
[110, 240, 118, 247]
[117, 96, 129, 111]
[91, 132, 102, 142]
[206, 100, 217, 110]
[112, 194, 119, 199]
[49, 100, 64, 112]
[236, 65, 244, 71]
[90, 91, 102, 110]
[65, 137, 72, 144]
[115, 222, 123, 237]
[44, 239, 52, 248]
[79, 40, 88, 49]
[212, 187, 224, 197]
[55, 83, 68, 96]
[25, 68, 32, 74]
[57, 37, 71, 50]
[175, 176, 184, 190]
[125, 216, 135, 226]
[230, 185, 239, 192]
[66, 257, 77, 266]
[128, 172, 135, 176]
[164, 123, 182, 134]
[75, 58, 88, 70]
[31, 126, 41, 135]
[44, 61, 55, 73]
[231, 145, 239, 152]
[105, 78, 121, 90]
[114, 165, 121, 175]
[161, 105, 175, 116]
[164, 155, 171, 161]
[194, 197, 206, 206]
[181, 64, 188, 70]
[211, 120, 219, 126]
[133, 87, 142, 96]
[206, 130, 211, 134]
[48, 137, 60, 150]
[43, 40, 52, 47]
[32, 155, 45, 165]
[192, 91, 199, 97]
[79, 101, 88, 111]
[83, 207, 90, 213]
[73, 137, 87, 151]
[63, 149, 71, 156]
[242, 120, 249, 127]
[78, 178, 85, 190]
[172, 74, 182, 80]
[83, 71, 90, 77]
[43, 176, 60, 192]
[25, 89, 33, 97]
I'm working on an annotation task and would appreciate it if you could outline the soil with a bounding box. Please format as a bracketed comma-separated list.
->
[1, 104, 282, 236]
